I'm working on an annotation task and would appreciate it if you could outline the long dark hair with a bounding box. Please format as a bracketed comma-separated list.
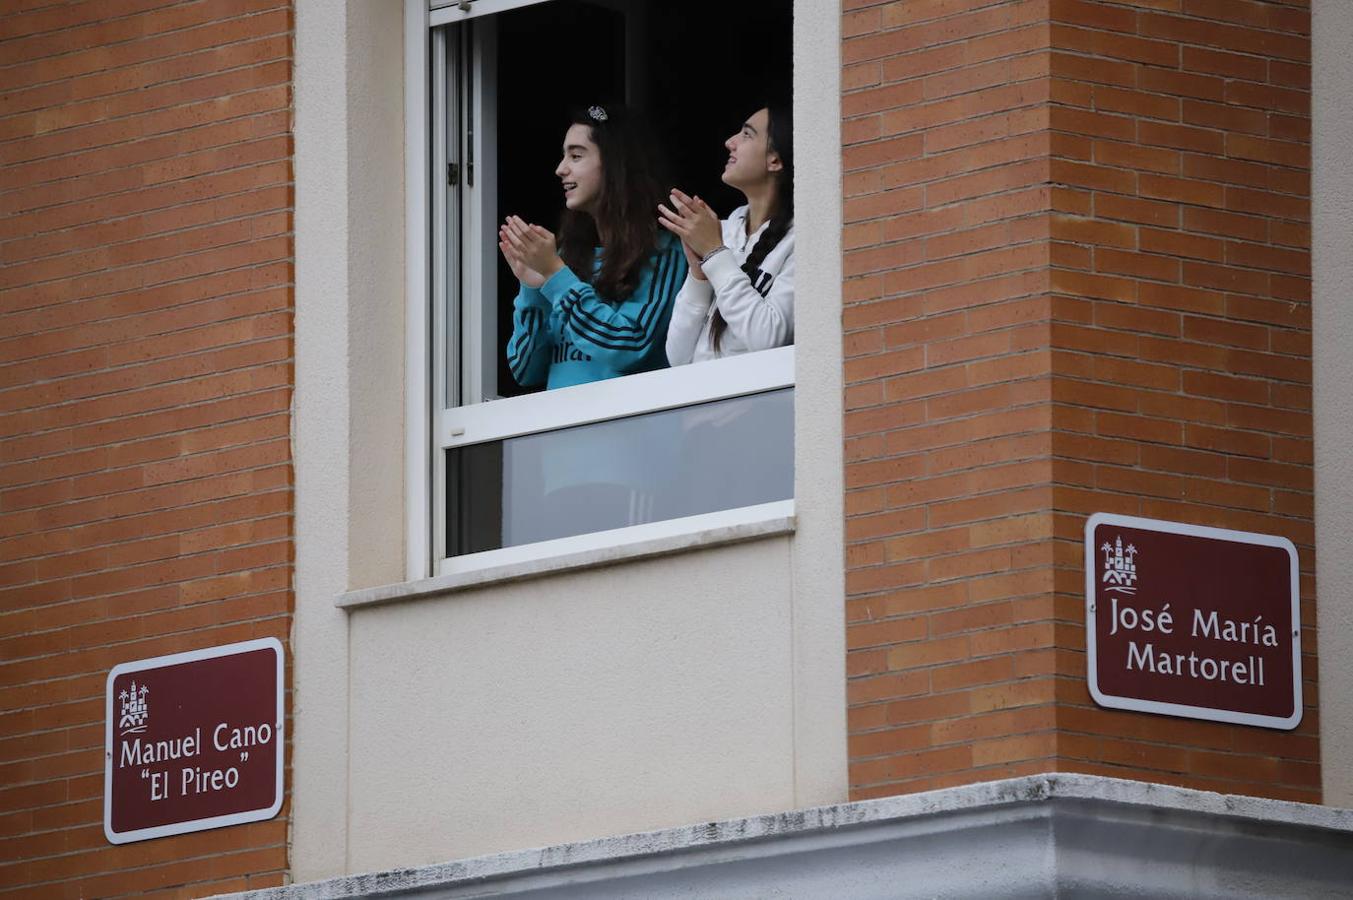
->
[557, 105, 669, 301]
[711, 101, 794, 352]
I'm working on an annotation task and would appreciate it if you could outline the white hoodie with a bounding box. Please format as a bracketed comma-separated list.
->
[665, 205, 795, 365]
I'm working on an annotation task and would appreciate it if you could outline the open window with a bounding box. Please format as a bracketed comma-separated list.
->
[413, 0, 796, 575]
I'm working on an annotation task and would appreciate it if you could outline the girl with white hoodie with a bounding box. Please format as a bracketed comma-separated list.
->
[659, 103, 795, 364]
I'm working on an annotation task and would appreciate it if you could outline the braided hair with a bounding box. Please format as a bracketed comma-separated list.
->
[711, 102, 794, 353]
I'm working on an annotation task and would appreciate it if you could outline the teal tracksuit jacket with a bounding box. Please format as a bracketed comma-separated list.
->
[506, 233, 687, 389]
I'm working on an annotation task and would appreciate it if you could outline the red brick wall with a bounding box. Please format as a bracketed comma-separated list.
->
[1043, 0, 1316, 801]
[843, 0, 1315, 803]
[0, 2, 294, 896]
[842, 0, 1059, 796]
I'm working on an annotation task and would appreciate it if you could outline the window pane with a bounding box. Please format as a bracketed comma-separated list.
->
[491, 1, 630, 400]
[446, 388, 793, 555]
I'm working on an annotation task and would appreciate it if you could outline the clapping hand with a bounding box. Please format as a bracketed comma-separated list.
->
[500, 216, 563, 286]
[658, 189, 722, 281]
[499, 228, 546, 288]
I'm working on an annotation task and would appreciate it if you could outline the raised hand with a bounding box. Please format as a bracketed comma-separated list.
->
[658, 189, 723, 259]
[499, 224, 547, 288]
[502, 216, 563, 281]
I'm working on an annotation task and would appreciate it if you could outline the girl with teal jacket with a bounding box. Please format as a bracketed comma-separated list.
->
[502, 105, 686, 389]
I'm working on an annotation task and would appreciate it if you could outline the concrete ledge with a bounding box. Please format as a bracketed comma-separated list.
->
[226, 774, 1353, 898]
[336, 512, 796, 609]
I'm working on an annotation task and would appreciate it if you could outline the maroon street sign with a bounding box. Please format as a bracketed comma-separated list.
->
[1085, 513, 1301, 730]
[104, 638, 284, 844]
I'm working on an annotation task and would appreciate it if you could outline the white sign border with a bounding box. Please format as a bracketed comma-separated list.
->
[1084, 512, 1303, 731]
[104, 637, 285, 845]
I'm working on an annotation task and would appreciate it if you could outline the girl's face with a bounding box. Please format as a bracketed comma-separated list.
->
[556, 123, 603, 214]
[722, 108, 782, 191]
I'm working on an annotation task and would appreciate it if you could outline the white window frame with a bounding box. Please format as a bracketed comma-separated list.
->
[441, 347, 794, 446]
[405, 0, 796, 581]
[428, 0, 552, 27]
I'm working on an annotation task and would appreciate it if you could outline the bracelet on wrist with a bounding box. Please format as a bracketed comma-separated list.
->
[700, 245, 729, 265]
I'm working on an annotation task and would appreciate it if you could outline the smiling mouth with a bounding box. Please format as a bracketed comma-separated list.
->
[562, 181, 578, 193]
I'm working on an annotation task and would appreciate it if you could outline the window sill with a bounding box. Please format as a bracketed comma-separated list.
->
[337, 501, 795, 610]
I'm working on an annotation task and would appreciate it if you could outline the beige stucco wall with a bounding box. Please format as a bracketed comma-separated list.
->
[346, 540, 796, 869]
[345, 0, 408, 592]
[788, 0, 848, 811]
[292, 0, 843, 880]
[293, 0, 385, 882]
[1313, 0, 1353, 808]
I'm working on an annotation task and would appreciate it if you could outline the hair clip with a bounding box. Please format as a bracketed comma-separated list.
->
[588, 105, 608, 123]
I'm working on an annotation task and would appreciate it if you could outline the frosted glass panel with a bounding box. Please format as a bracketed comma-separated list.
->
[446, 389, 793, 555]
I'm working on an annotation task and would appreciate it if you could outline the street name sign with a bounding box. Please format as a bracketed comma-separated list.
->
[104, 637, 284, 844]
[1085, 513, 1301, 730]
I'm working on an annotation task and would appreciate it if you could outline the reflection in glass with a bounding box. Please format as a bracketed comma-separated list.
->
[446, 388, 793, 556]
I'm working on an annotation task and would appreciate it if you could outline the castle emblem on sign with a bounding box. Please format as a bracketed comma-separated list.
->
[1101, 535, 1138, 594]
[118, 682, 149, 735]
